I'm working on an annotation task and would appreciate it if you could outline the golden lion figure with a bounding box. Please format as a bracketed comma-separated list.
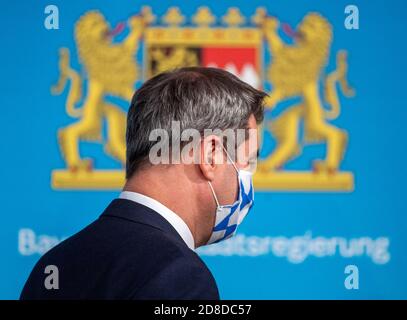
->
[51, 11, 145, 171]
[259, 13, 355, 174]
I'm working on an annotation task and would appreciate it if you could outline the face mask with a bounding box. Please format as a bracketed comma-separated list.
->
[206, 149, 255, 245]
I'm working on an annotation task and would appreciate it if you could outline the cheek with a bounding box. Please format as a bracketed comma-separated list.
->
[224, 167, 239, 203]
[214, 165, 239, 205]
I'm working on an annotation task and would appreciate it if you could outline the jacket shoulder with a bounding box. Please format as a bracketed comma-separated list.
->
[20, 213, 219, 299]
[131, 243, 220, 300]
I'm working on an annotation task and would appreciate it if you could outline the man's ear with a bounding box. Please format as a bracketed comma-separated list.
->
[199, 135, 222, 181]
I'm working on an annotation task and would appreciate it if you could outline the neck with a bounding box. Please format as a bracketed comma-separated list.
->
[123, 165, 214, 248]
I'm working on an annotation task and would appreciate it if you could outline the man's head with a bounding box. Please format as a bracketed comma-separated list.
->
[125, 67, 266, 247]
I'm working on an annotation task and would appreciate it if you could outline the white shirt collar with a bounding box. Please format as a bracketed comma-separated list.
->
[119, 191, 195, 250]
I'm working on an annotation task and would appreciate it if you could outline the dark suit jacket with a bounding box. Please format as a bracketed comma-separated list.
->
[20, 199, 220, 300]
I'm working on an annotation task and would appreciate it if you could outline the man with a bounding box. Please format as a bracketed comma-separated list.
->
[20, 67, 266, 299]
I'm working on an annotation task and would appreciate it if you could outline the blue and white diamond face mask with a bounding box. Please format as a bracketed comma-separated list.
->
[206, 149, 255, 245]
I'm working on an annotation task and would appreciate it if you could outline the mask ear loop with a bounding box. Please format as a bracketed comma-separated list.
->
[208, 181, 220, 207]
[221, 145, 239, 173]
[207, 144, 239, 208]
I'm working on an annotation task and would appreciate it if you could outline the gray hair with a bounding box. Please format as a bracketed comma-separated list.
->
[126, 67, 266, 178]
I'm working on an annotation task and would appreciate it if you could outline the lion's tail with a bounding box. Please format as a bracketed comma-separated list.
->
[323, 50, 356, 120]
[51, 48, 83, 118]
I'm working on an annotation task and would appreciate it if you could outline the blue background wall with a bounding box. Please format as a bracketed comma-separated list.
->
[1, 0, 406, 299]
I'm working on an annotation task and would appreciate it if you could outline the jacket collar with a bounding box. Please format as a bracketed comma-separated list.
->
[100, 198, 189, 249]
